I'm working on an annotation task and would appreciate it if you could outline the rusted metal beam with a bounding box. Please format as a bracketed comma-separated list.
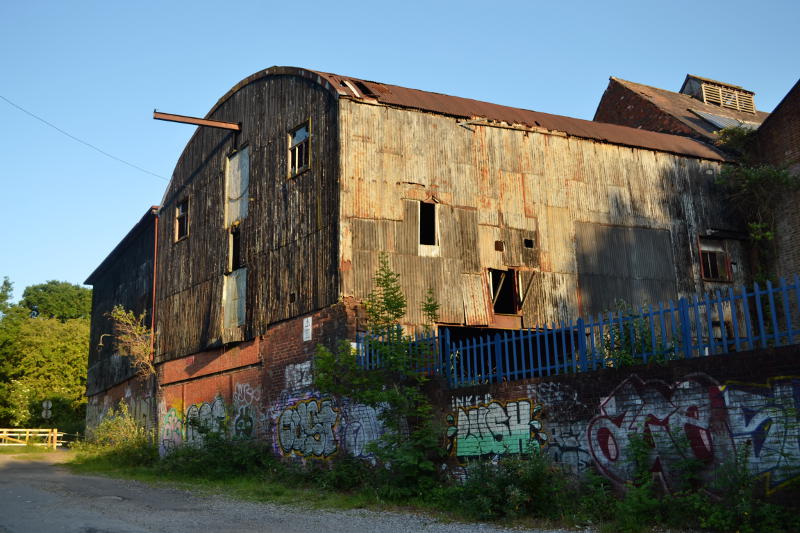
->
[153, 111, 241, 131]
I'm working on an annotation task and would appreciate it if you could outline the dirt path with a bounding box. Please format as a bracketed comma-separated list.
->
[0, 452, 583, 533]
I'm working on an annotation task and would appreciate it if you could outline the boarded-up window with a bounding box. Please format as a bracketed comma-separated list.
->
[223, 268, 246, 329]
[225, 147, 249, 227]
[419, 202, 437, 245]
[575, 223, 677, 315]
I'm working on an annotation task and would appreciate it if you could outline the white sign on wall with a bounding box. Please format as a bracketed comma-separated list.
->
[303, 317, 312, 342]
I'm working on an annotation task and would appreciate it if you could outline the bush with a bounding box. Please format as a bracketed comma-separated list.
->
[79, 402, 157, 467]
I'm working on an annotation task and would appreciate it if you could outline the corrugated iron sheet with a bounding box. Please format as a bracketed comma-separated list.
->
[311, 70, 727, 162]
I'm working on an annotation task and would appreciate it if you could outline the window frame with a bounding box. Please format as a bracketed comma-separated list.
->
[175, 197, 189, 242]
[488, 268, 520, 315]
[288, 119, 311, 178]
[698, 237, 733, 283]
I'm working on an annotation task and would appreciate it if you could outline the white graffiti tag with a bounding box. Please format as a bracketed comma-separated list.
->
[278, 398, 339, 457]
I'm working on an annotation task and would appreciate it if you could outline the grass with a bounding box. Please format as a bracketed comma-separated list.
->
[0, 444, 55, 454]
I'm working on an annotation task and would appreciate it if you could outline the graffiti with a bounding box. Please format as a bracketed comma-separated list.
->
[527, 382, 586, 418]
[232, 383, 261, 439]
[277, 398, 339, 457]
[446, 400, 547, 458]
[451, 393, 492, 410]
[185, 396, 226, 444]
[722, 377, 800, 493]
[587, 374, 730, 491]
[545, 421, 593, 473]
[159, 407, 183, 456]
[285, 361, 313, 392]
[339, 401, 387, 458]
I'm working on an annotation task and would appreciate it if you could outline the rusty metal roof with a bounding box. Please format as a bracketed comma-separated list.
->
[606, 77, 768, 142]
[205, 66, 727, 161]
[309, 70, 727, 161]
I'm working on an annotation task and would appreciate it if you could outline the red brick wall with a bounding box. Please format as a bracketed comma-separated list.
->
[757, 80, 800, 280]
[155, 300, 358, 455]
[593, 79, 697, 137]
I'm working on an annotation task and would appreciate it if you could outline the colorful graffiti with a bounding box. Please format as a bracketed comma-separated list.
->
[586, 374, 730, 491]
[185, 396, 226, 444]
[159, 407, 183, 456]
[722, 377, 800, 493]
[446, 399, 547, 458]
[277, 398, 339, 457]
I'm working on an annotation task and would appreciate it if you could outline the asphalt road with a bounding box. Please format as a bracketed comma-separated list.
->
[0, 452, 584, 533]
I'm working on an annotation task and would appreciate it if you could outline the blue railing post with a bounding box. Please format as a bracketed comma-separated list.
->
[678, 298, 693, 359]
[576, 317, 587, 371]
[494, 333, 504, 382]
[441, 327, 451, 384]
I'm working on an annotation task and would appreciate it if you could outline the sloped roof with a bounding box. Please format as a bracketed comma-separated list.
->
[608, 77, 769, 141]
[208, 67, 727, 162]
[312, 69, 726, 162]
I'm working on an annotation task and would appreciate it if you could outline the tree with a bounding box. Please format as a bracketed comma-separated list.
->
[0, 279, 91, 432]
[20, 280, 91, 320]
[315, 254, 444, 496]
[0, 277, 12, 315]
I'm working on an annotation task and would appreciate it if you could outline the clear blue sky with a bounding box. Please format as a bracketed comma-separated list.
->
[1, 0, 797, 301]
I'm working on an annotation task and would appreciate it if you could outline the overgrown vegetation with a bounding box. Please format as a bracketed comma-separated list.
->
[70, 259, 800, 531]
[315, 253, 444, 497]
[601, 300, 677, 368]
[107, 305, 155, 378]
[715, 126, 800, 280]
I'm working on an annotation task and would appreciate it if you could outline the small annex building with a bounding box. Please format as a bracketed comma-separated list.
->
[85, 66, 745, 457]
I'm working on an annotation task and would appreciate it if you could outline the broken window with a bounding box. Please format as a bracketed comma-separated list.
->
[699, 238, 732, 282]
[228, 224, 242, 272]
[175, 198, 189, 241]
[419, 201, 437, 245]
[288, 120, 310, 177]
[489, 268, 518, 314]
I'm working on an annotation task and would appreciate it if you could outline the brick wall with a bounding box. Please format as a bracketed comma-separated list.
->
[86, 375, 156, 434]
[155, 300, 358, 455]
[594, 79, 697, 137]
[757, 79, 800, 280]
[442, 345, 800, 498]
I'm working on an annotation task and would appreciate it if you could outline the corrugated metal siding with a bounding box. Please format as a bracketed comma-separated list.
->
[339, 99, 739, 331]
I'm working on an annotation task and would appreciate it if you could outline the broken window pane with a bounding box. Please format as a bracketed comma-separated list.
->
[489, 268, 517, 314]
[419, 202, 437, 245]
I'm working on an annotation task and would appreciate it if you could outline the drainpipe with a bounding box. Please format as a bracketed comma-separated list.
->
[150, 206, 159, 431]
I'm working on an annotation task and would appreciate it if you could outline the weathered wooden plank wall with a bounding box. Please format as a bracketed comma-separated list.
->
[339, 100, 742, 330]
[86, 211, 156, 395]
[155, 75, 339, 362]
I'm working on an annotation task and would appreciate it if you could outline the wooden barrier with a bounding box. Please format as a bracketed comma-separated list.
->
[0, 428, 64, 449]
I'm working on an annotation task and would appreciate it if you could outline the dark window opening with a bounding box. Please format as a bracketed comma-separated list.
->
[175, 198, 189, 241]
[289, 293, 296, 303]
[229, 225, 243, 271]
[489, 269, 518, 314]
[699, 238, 732, 282]
[524, 238, 534, 249]
[419, 202, 437, 245]
[494, 240, 504, 252]
[289, 121, 310, 177]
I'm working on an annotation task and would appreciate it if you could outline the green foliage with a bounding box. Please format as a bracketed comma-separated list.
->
[0, 314, 89, 432]
[602, 301, 676, 368]
[450, 452, 572, 521]
[107, 305, 154, 378]
[0, 277, 12, 315]
[316, 253, 444, 497]
[19, 280, 92, 320]
[81, 402, 158, 467]
[715, 126, 800, 280]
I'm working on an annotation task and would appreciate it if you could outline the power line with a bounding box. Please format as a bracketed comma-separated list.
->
[0, 94, 169, 181]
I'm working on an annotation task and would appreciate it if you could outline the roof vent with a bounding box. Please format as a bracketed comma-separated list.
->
[680, 74, 756, 114]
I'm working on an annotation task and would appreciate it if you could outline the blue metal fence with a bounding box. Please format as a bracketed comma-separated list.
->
[357, 275, 800, 388]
